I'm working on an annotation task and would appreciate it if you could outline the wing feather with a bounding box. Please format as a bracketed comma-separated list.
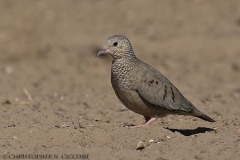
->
[136, 61, 194, 113]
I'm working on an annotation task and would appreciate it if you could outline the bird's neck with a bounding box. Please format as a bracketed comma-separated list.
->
[112, 55, 137, 66]
[124, 49, 136, 58]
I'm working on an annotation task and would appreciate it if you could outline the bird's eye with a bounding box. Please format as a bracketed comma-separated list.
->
[113, 42, 118, 47]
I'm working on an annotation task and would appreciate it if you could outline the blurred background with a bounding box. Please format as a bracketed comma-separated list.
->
[0, 0, 239, 159]
[0, 0, 239, 99]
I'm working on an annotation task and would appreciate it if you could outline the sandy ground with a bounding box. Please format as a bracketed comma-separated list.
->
[0, 0, 240, 160]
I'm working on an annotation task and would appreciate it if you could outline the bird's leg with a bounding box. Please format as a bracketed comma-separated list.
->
[145, 117, 157, 125]
[144, 116, 151, 123]
[131, 117, 158, 128]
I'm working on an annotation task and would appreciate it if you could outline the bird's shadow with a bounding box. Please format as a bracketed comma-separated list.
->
[165, 127, 214, 136]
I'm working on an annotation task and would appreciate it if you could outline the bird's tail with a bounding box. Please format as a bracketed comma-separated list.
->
[193, 107, 215, 122]
[197, 113, 215, 122]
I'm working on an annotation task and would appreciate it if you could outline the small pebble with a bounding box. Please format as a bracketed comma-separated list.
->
[60, 123, 69, 128]
[149, 139, 154, 143]
[136, 141, 145, 150]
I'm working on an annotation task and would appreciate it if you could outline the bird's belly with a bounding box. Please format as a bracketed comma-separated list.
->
[113, 87, 158, 117]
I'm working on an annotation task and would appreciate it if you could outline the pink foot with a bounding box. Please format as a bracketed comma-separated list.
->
[131, 117, 157, 128]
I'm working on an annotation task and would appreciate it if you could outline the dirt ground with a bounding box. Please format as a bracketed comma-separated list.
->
[0, 1, 240, 160]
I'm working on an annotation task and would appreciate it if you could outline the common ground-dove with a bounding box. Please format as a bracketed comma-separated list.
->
[97, 35, 215, 127]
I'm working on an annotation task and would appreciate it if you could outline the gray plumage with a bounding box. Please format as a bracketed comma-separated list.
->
[97, 35, 215, 126]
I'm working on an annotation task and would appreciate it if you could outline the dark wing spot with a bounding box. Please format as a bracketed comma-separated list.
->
[163, 85, 167, 100]
[148, 80, 155, 86]
[170, 86, 175, 103]
[156, 81, 158, 84]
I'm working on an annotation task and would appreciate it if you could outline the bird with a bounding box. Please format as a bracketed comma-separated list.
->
[97, 35, 215, 127]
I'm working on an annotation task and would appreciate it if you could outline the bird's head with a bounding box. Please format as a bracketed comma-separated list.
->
[97, 35, 135, 59]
